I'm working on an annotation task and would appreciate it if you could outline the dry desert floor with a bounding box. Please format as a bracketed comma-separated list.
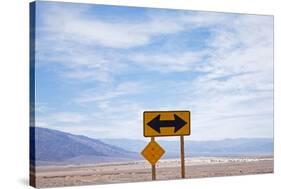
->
[31, 156, 273, 188]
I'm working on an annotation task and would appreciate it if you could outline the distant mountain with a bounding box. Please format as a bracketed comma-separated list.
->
[30, 127, 273, 166]
[101, 138, 273, 158]
[30, 127, 139, 165]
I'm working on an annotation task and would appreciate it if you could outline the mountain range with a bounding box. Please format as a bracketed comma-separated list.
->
[30, 127, 138, 165]
[30, 127, 273, 165]
[101, 138, 273, 158]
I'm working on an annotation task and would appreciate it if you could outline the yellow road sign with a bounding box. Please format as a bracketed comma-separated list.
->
[141, 140, 165, 165]
[143, 111, 190, 137]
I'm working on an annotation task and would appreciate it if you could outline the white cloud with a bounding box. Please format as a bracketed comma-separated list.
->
[36, 112, 89, 127]
[130, 51, 209, 72]
[51, 112, 88, 123]
[39, 5, 192, 49]
[35, 5, 236, 81]
[35, 102, 49, 113]
[76, 81, 145, 104]
[35, 3, 273, 140]
[156, 14, 274, 140]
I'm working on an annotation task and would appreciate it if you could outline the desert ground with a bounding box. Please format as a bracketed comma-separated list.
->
[31, 156, 273, 188]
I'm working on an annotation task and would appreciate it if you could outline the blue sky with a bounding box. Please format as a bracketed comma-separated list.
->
[34, 1, 274, 140]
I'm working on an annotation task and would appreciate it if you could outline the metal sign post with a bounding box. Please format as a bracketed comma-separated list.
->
[180, 135, 185, 178]
[151, 137, 156, 180]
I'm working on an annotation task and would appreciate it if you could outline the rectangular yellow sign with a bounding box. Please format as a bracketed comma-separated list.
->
[143, 111, 190, 137]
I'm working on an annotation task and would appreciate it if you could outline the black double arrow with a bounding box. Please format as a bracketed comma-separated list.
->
[147, 114, 187, 133]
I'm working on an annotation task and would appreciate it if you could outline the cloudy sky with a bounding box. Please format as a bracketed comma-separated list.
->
[34, 1, 273, 140]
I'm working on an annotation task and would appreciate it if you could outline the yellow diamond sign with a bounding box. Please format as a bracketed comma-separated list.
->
[141, 141, 165, 165]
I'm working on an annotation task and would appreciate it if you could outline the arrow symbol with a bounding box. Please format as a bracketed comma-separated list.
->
[148, 114, 187, 133]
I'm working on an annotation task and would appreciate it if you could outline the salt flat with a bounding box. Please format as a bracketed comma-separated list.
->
[31, 156, 273, 188]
